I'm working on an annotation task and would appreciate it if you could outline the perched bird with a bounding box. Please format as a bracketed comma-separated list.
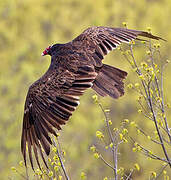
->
[21, 26, 162, 169]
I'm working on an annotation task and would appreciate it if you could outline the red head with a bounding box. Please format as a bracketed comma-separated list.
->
[41, 46, 52, 56]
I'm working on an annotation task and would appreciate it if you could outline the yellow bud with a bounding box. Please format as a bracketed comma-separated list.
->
[63, 150, 66, 157]
[19, 161, 23, 166]
[163, 170, 167, 175]
[141, 62, 148, 68]
[53, 155, 58, 161]
[57, 162, 61, 166]
[130, 121, 136, 127]
[167, 103, 171, 108]
[154, 63, 158, 69]
[109, 143, 113, 148]
[163, 114, 166, 118]
[105, 146, 108, 149]
[92, 94, 98, 103]
[35, 169, 41, 175]
[137, 129, 140, 134]
[149, 151, 153, 155]
[127, 83, 133, 89]
[157, 43, 161, 48]
[122, 128, 128, 135]
[134, 163, 140, 171]
[104, 109, 110, 112]
[130, 61, 134, 65]
[81, 172, 86, 179]
[58, 175, 62, 180]
[52, 147, 57, 153]
[90, 145, 96, 152]
[130, 40, 135, 45]
[139, 75, 145, 80]
[134, 142, 138, 146]
[119, 133, 123, 140]
[122, 22, 127, 27]
[147, 136, 151, 140]
[11, 167, 16, 171]
[156, 97, 162, 102]
[147, 27, 151, 32]
[151, 171, 157, 178]
[108, 120, 112, 125]
[124, 119, 129, 123]
[48, 171, 53, 177]
[94, 153, 99, 159]
[135, 83, 140, 88]
[133, 67, 138, 72]
[96, 131, 104, 139]
[138, 109, 142, 113]
[54, 166, 59, 172]
[117, 169, 121, 174]
[123, 138, 128, 143]
[54, 166, 59, 171]
[132, 147, 137, 152]
[137, 146, 142, 151]
[146, 50, 151, 55]
[103, 177, 108, 180]
[57, 132, 60, 137]
[150, 89, 153, 95]
[113, 128, 118, 131]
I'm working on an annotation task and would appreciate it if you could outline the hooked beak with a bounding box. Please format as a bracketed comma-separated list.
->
[41, 50, 48, 56]
[42, 46, 51, 56]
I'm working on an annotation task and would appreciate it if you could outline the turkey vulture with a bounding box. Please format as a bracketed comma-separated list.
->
[21, 26, 163, 169]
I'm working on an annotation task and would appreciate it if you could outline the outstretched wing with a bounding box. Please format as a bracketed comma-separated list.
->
[72, 26, 163, 66]
[21, 63, 97, 170]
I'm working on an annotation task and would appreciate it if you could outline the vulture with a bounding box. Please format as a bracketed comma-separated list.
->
[21, 26, 163, 169]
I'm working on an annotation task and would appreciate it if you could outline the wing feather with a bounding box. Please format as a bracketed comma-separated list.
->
[72, 26, 164, 66]
[21, 64, 97, 169]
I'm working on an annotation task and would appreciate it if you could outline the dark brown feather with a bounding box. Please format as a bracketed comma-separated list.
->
[22, 26, 164, 169]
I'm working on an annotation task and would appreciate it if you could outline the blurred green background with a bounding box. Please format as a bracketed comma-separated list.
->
[0, 0, 171, 179]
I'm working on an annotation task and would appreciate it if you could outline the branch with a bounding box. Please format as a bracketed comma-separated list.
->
[52, 137, 70, 180]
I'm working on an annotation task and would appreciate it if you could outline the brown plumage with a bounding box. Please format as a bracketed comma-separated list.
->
[21, 26, 163, 169]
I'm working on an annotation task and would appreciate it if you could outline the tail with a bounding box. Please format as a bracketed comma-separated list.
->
[92, 64, 128, 99]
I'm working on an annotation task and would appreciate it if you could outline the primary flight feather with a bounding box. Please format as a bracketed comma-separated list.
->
[21, 26, 163, 169]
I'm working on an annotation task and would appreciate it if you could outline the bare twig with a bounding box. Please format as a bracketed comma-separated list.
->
[147, 86, 171, 167]
[52, 137, 70, 180]
[99, 155, 116, 171]
[126, 169, 133, 180]
[98, 103, 118, 179]
[155, 164, 168, 180]
[126, 42, 171, 168]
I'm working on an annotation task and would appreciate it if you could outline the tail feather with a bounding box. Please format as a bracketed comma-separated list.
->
[92, 64, 127, 99]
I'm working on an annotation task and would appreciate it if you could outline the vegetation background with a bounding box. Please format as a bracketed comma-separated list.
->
[0, 0, 170, 179]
